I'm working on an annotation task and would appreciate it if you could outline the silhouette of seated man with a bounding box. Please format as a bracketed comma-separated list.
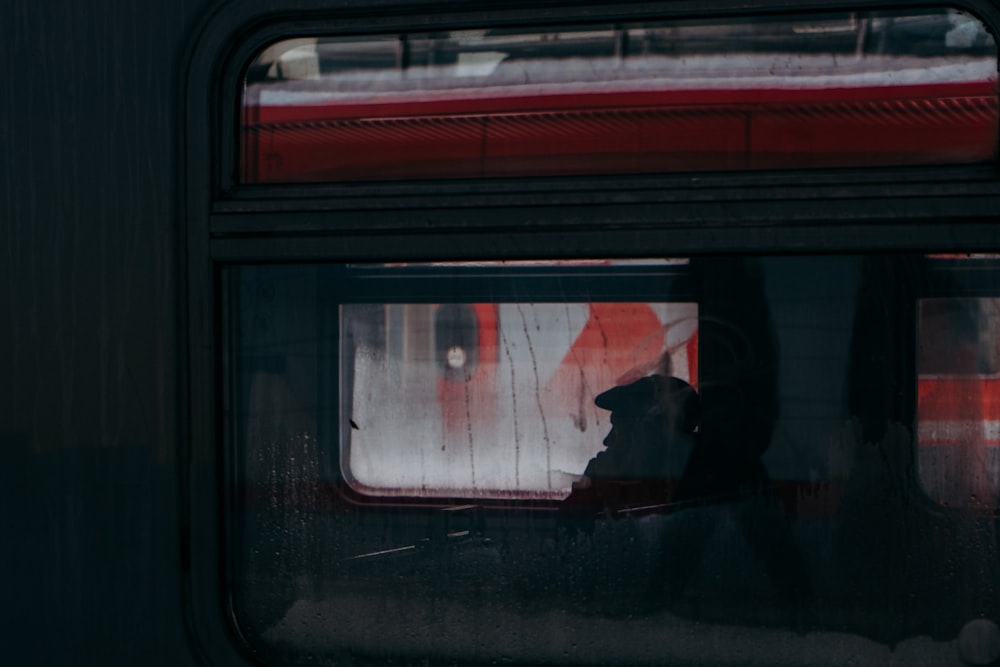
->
[563, 320, 812, 617]
[563, 374, 700, 516]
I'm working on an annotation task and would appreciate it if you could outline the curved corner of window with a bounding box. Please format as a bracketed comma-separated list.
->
[239, 8, 998, 184]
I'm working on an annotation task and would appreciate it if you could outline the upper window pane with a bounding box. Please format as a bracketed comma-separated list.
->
[241, 9, 997, 183]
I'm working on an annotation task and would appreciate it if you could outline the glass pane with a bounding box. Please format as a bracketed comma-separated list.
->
[918, 295, 1000, 508]
[241, 9, 997, 183]
[343, 301, 697, 499]
[224, 255, 1000, 663]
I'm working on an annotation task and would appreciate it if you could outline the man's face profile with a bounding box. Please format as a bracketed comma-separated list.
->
[604, 413, 639, 452]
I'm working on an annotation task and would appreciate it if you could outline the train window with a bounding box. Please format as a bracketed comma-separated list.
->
[227, 260, 698, 501]
[220, 251, 1000, 663]
[917, 257, 1000, 509]
[226, 254, 932, 659]
[342, 298, 698, 499]
[241, 8, 997, 183]
[187, 2, 1000, 665]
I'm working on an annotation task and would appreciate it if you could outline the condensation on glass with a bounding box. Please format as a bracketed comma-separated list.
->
[343, 300, 697, 499]
[223, 254, 1000, 665]
[241, 9, 997, 183]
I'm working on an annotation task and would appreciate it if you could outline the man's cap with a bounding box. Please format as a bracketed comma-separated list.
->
[594, 375, 700, 432]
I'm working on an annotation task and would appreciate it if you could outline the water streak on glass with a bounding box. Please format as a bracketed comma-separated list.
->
[343, 301, 697, 499]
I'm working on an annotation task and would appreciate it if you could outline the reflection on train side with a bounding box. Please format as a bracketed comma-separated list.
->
[242, 9, 998, 183]
[226, 256, 1000, 666]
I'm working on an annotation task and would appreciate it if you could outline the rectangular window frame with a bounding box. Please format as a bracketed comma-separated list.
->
[185, 1, 1000, 665]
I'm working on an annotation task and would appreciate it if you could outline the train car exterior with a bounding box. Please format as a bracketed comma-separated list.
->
[6, 0, 1000, 666]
